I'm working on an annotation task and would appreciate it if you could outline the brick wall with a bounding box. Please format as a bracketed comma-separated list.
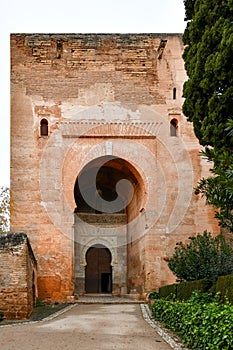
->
[0, 233, 37, 319]
[10, 34, 219, 300]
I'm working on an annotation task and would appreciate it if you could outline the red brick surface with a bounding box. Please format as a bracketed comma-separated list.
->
[10, 34, 219, 302]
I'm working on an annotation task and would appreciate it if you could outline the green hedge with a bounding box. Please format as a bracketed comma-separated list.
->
[151, 294, 233, 349]
[159, 283, 177, 299]
[159, 275, 233, 303]
[216, 275, 233, 304]
[0, 312, 3, 321]
[159, 279, 213, 301]
[177, 279, 213, 300]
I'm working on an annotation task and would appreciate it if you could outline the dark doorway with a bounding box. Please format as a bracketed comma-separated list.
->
[85, 245, 112, 293]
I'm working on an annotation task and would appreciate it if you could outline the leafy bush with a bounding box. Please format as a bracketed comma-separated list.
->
[148, 291, 159, 299]
[165, 231, 233, 281]
[188, 290, 217, 304]
[151, 291, 233, 349]
[0, 312, 3, 321]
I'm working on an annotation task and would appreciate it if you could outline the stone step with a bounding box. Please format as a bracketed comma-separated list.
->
[75, 294, 146, 304]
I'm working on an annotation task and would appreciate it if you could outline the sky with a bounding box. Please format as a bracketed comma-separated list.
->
[0, 0, 186, 187]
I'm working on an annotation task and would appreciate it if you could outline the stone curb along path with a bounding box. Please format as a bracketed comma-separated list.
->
[0, 304, 77, 328]
[140, 304, 190, 350]
[0, 301, 189, 350]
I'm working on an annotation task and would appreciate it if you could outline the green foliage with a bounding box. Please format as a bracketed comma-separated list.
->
[35, 298, 45, 307]
[158, 274, 233, 304]
[226, 119, 233, 137]
[151, 291, 233, 349]
[196, 150, 233, 232]
[183, 0, 233, 150]
[159, 279, 213, 301]
[0, 187, 11, 233]
[148, 291, 159, 299]
[0, 312, 3, 321]
[183, 0, 196, 20]
[188, 289, 217, 304]
[216, 274, 233, 304]
[177, 279, 213, 300]
[159, 283, 177, 300]
[165, 231, 233, 281]
[182, 0, 233, 232]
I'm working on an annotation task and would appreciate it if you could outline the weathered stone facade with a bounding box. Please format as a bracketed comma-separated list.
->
[0, 233, 37, 319]
[10, 34, 219, 301]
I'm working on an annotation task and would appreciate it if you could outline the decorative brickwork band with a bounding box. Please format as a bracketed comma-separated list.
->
[59, 120, 162, 138]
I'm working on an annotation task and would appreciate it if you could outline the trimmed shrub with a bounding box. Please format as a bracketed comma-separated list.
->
[159, 283, 177, 300]
[177, 279, 213, 300]
[216, 274, 233, 304]
[151, 293, 233, 349]
[159, 279, 213, 301]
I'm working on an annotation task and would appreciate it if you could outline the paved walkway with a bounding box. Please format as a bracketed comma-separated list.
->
[0, 303, 173, 350]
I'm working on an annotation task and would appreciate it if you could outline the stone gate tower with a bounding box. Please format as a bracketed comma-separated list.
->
[10, 34, 219, 302]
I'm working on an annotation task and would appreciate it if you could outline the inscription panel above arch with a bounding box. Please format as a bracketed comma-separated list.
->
[59, 120, 161, 138]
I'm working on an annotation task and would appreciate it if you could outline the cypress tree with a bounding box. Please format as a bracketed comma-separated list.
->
[182, 0, 233, 231]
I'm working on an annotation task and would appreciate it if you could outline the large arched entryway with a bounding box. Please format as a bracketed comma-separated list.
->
[85, 244, 112, 293]
[73, 155, 145, 295]
[74, 156, 143, 218]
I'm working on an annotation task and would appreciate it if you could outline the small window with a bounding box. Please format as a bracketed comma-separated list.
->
[173, 87, 177, 100]
[170, 119, 178, 136]
[57, 42, 63, 59]
[40, 118, 48, 136]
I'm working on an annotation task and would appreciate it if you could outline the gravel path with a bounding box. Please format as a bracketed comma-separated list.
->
[0, 304, 172, 350]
